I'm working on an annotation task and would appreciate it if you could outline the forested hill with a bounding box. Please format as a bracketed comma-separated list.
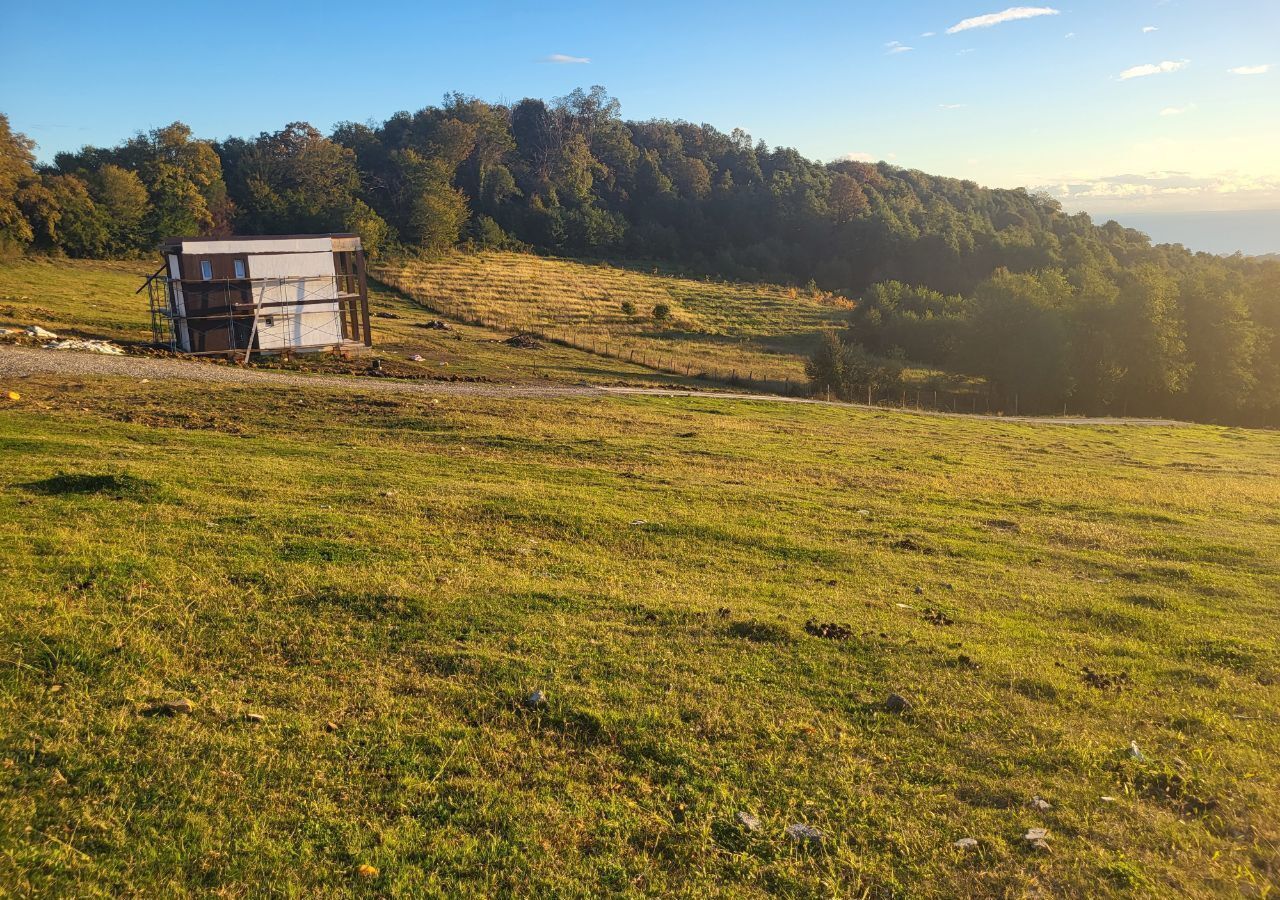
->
[1, 87, 1277, 424]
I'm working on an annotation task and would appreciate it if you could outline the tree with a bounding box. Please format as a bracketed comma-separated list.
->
[0, 114, 37, 252]
[805, 330, 846, 397]
[222, 123, 361, 234]
[88, 164, 149, 255]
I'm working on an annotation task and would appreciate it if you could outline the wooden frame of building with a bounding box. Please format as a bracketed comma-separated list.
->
[140, 234, 372, 358]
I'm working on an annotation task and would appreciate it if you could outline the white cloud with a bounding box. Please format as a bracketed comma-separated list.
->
[544, 54, 590, 64]
[1159, 104, 1195, 116]
[1036, 170, 1280, 211]
[1118, 59, 1188, 80]
[946, 6, 1060, 34]
[1228, 64, 1272, 75]
[958, 48, 976, 55]
[939, 103, 968, 109]
[1064, 32, 1076, 38]
[839, 152, 876, 163]
[921, 31, 937, 37]
[885, 40, 914, 54]
[1142, 25, 1158, 33]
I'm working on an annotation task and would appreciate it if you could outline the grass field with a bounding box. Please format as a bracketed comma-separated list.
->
[372, 252, 854, 385]
[0, 256, 705, 390]
[2, 363, 1278, 896]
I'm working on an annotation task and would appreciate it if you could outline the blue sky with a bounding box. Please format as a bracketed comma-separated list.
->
[3, 0, 1278, 217]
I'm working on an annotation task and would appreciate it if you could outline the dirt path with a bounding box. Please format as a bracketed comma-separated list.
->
[0, 344, 1186, 426]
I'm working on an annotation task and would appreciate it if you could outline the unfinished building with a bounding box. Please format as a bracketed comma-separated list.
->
[142, 234, 371, 357]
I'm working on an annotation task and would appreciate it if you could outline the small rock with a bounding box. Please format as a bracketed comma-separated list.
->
[954, 837, 979, 850]
[1031, 796, 1052, 811]
[785, 823, 823, 846]
[913, 586, 924, 595]
[143, 698, 194, 717]
[885, 693, 911, 713]
[735, 811, 761, 832]
[325, 721, 340, 732]
[1100, 795, 1117, 802]
[526, 689, 548, 709]
[25, 325, 57, 339]
[408, 354, 425, 362]
[245, 712, 266, 724]
[1129, 740, 1146, 762]
[1024, 827, 1050, 851]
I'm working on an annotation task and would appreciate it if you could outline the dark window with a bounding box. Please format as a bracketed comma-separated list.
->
[233, 259, 246, 278]
[200, 260, 213, 280]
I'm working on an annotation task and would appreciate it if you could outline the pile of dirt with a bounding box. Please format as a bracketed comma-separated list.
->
[502, 333, 544, 350]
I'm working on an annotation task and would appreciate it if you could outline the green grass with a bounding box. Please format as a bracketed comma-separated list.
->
[2, 370, 1278, 897]
[372, 251, 855, 384]
[0, 256, 720, 390]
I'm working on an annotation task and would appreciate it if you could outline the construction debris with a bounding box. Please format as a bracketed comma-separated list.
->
[44, 338, 125, 355]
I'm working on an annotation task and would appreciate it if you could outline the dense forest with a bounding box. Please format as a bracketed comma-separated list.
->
[1, 88, 1277, 424]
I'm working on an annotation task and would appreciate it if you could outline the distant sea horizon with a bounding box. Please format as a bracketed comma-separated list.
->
[1079, 208, 1280, 257]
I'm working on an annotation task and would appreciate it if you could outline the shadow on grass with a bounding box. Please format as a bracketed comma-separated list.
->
[21, 472, 163, 501]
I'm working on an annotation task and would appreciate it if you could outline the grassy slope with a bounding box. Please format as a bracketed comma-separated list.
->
[372, 252, 854, 384]
[1, 372, 1278, 897]
[0, 257, 704, 389]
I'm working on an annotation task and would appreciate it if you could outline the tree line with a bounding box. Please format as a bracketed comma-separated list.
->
[0, 87, 1276, 425]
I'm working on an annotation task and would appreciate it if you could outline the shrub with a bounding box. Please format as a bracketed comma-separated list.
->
[620, 300, 637, 317]
[653, 302, 671, 321]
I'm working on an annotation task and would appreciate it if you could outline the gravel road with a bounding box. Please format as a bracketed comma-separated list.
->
[0, 344, 1185, 425]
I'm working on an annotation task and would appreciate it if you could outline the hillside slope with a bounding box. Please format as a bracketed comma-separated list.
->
[1, 370, 1277, 896]
[373, 251, 852, 385]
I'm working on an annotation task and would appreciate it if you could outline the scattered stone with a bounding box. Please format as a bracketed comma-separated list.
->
[325, 721, 340, 732]
[417, 320, 451, 330]
[735, 811, 761, 832]
[785, 823, 823, 846]
[1129, 741, 1146, 762]
[1024, 827, 1050, 851]
[25, 325, 57, 339]
[525, 689, 549, 709]
[630, 519, 647, 526]
[408, 354, 425, 362]
[954, 837, 979, 850]
[805, 620, 853, 641]
[372, 311, 402, 319]
[1031, 796, 1052, 811]
[922, 607, 954, 626]
[1080, 667, 1132, 691]
[885, 692, 911, 713]
[244, 712, 266, 724]
[913, 585, 924, 595]
[143, 698, 194, 717]
[1100, 796, 1117, 803]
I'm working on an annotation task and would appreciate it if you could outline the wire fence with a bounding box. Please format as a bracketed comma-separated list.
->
[373, 269, 1056, 416]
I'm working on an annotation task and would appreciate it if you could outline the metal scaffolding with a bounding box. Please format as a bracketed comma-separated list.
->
[141, 269, 370, 360]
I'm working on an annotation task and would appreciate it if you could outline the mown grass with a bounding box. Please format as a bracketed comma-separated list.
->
[372, 251, 854, 384]
[1, 371, 1278, 897]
